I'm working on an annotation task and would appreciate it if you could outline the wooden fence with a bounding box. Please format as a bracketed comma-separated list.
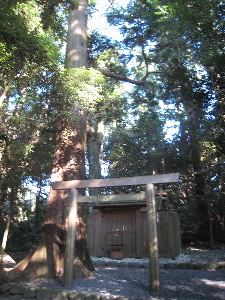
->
[87, 208, 181, 259]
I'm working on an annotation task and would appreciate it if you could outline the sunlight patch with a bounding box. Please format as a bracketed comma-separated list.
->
[201, 279, 225, 288]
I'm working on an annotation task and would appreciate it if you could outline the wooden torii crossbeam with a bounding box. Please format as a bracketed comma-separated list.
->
[51, 172, 180, 295]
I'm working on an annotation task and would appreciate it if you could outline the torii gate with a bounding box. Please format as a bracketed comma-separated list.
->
[51, 172, 179, 295]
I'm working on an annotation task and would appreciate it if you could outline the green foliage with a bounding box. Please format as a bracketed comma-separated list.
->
[0, 2, 53, 68]
[105, 104, 166, 177]
[0, 182, 47, 252]
[102, 0, 225, 244]
[58, 67, 106, 110]
[36, 0, 73, 40]
[0, 0, 66, 200]
[1, 0, 225, 250]
[5, 219, 40, 252]
[0, 214, 42, 252]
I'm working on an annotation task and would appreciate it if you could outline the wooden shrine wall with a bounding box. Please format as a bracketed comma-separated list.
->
[87, 208, 181, 259]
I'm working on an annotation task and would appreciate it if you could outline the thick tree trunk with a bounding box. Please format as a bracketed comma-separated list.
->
[86, 117, 103, 195]
[11, 0, 94, 282]
[65, 0, 88, 69]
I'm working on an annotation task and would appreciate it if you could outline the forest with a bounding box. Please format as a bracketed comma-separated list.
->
[0, 0, 224, 283]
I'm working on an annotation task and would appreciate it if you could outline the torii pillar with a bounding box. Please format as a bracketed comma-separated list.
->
[52, 172, 180, 295]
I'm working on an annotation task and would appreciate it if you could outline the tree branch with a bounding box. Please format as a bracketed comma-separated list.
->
[98, 36, 164, 85]
[99, 69, 163, 86]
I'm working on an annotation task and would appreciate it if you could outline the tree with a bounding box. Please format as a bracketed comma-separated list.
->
[2, 1, 224, 286]
[12, 0, 96, 281]
[104, 0, 225, 243]
[150, 0, 225, 241]
[105, 89, 167, 178]
[0, 0, 66, 282]
[0, 0, 63, 214]
[1, 0, 128, 282]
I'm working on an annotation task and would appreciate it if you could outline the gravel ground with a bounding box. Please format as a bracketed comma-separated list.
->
[4, 247, 225, 299]
[23, 266, 225, 299]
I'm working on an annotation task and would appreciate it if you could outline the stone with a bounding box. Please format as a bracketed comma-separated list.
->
[108, 261, 120, 267]
[129, 261, 141, 268]
[164, 263, 178, 269]
[36, 287, 53, 300]
[94, 261, 107, 267]
[192, 263, 205, 269]
[51, 289, 69, 300]
[158, 263, 165, 269]
[186, 263, 193, 269]
[85, 294, 101, 299]
[100, 295, 114, 300]
[68, 292, 86, 300]
[178, 263, 188, 269]
[10, 285, 24, 295]
[0, 283, 11, 293]
[121, 262, 129, 268]
[216, 262, 225, 269]
[205, 263, 218, 270]
[8, 296, 22, 300]
[141, 261, 149, 268]
[23, 286, 37, 298]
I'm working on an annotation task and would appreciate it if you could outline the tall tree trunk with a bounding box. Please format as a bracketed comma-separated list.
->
[35, 176, 43, 227]
[86, 117, 104, 195]
[0, 185, 17, 283]
[12, 0, 94, 282]
[0, 134, 9, 216]
[173, 60, 210, 239]
[0, 181, 7, 216]
[184, 103, 210, 239]
[209, 64, 225, 155]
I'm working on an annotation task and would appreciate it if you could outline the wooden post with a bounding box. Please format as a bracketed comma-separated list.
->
[64, 188, 78, 288]
[146, 183, 159, 295]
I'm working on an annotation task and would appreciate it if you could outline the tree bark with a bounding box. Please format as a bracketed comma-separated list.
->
[0, 134, 10, 215]
[0, 189, 14, 284]
[0, 181, 7, 216]
[65, 0, 88, 69]
[86, 117, 104, 195]
[183, 102, 210, 239]
[12, 0, 94, 282]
